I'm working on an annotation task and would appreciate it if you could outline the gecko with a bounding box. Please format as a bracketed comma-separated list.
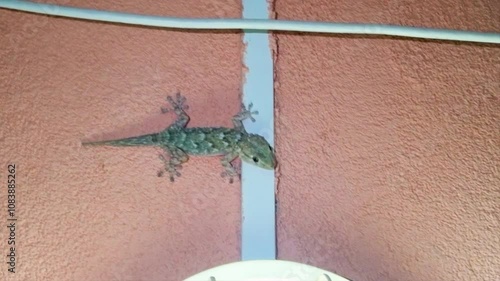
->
[82, 92, 276, 183]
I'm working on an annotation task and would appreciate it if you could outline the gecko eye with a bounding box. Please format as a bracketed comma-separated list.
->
[252, 156, 259, 163]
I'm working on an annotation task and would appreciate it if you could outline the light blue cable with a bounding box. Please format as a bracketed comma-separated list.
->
[1, 0, 499, 44]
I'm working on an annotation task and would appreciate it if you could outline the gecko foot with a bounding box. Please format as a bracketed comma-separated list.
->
[220, 164, 241, 184]
[220, 153, 240, 184]
[234, 102, 259, 123]
[220, 171, 239, 184]
[161, 92, 189, 114]
[158, 154, 184, 182]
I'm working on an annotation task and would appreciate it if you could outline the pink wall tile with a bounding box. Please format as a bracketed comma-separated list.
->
[274, 1, 499, 281]
[1, 1, 242, 280]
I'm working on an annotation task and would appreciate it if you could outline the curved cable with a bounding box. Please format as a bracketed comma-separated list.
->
[1, 0, 499, 44]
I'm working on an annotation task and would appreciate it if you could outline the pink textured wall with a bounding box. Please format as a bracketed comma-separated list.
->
[1, 1, 243, 280]
[1, 0, 499, 281]
[274, 1, 499, 281]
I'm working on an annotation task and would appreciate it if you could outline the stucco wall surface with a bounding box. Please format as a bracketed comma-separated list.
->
[273, 1, 499, 281]
[1, 0, 499, 281]
[0, 1, 243, 280]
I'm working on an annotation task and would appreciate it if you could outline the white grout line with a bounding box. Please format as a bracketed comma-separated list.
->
[241, 0, 276, 260]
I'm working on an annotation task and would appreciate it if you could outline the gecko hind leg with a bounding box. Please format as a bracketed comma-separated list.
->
[161, 92, 190, 128]
[158, 147, 188, 182]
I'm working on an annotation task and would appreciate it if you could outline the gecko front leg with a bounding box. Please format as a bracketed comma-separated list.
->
[232, 102, 259, 130]
[220, 152, 240, 184]
[219, 103, 260, 183]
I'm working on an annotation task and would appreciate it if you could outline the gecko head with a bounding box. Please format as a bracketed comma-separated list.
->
[239, 134, 276, 170]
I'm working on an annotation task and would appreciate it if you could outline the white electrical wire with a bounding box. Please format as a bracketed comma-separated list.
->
[1, 0, 499, 44]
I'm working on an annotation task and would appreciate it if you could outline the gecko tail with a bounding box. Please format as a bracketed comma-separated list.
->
[82, 133, 159, 147]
